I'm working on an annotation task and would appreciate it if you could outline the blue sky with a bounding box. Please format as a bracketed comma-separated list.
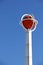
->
[0, 0, 43, 65]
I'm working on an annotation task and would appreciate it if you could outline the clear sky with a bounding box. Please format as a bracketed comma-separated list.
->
[0, 0, 43, 65]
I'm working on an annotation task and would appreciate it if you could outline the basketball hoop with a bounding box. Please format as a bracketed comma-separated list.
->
[20, 14, 38, 31]
[20, 14, 38, 65]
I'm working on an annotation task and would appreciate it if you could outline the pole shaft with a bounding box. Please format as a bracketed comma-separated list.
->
[26, 30, 32, 65]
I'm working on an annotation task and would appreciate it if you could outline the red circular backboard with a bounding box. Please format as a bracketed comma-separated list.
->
[22, 19, 33, 29]
[21, 14, 37, 30]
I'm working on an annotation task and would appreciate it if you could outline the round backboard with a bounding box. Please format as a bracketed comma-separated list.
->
[20, 14, 38, 31]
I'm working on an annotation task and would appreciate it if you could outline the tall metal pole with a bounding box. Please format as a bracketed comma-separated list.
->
[20, 14, 38, 65]
[26, 30, 32, 65]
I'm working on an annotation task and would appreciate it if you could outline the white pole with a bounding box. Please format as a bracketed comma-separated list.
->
[26, 30, 32, 65]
